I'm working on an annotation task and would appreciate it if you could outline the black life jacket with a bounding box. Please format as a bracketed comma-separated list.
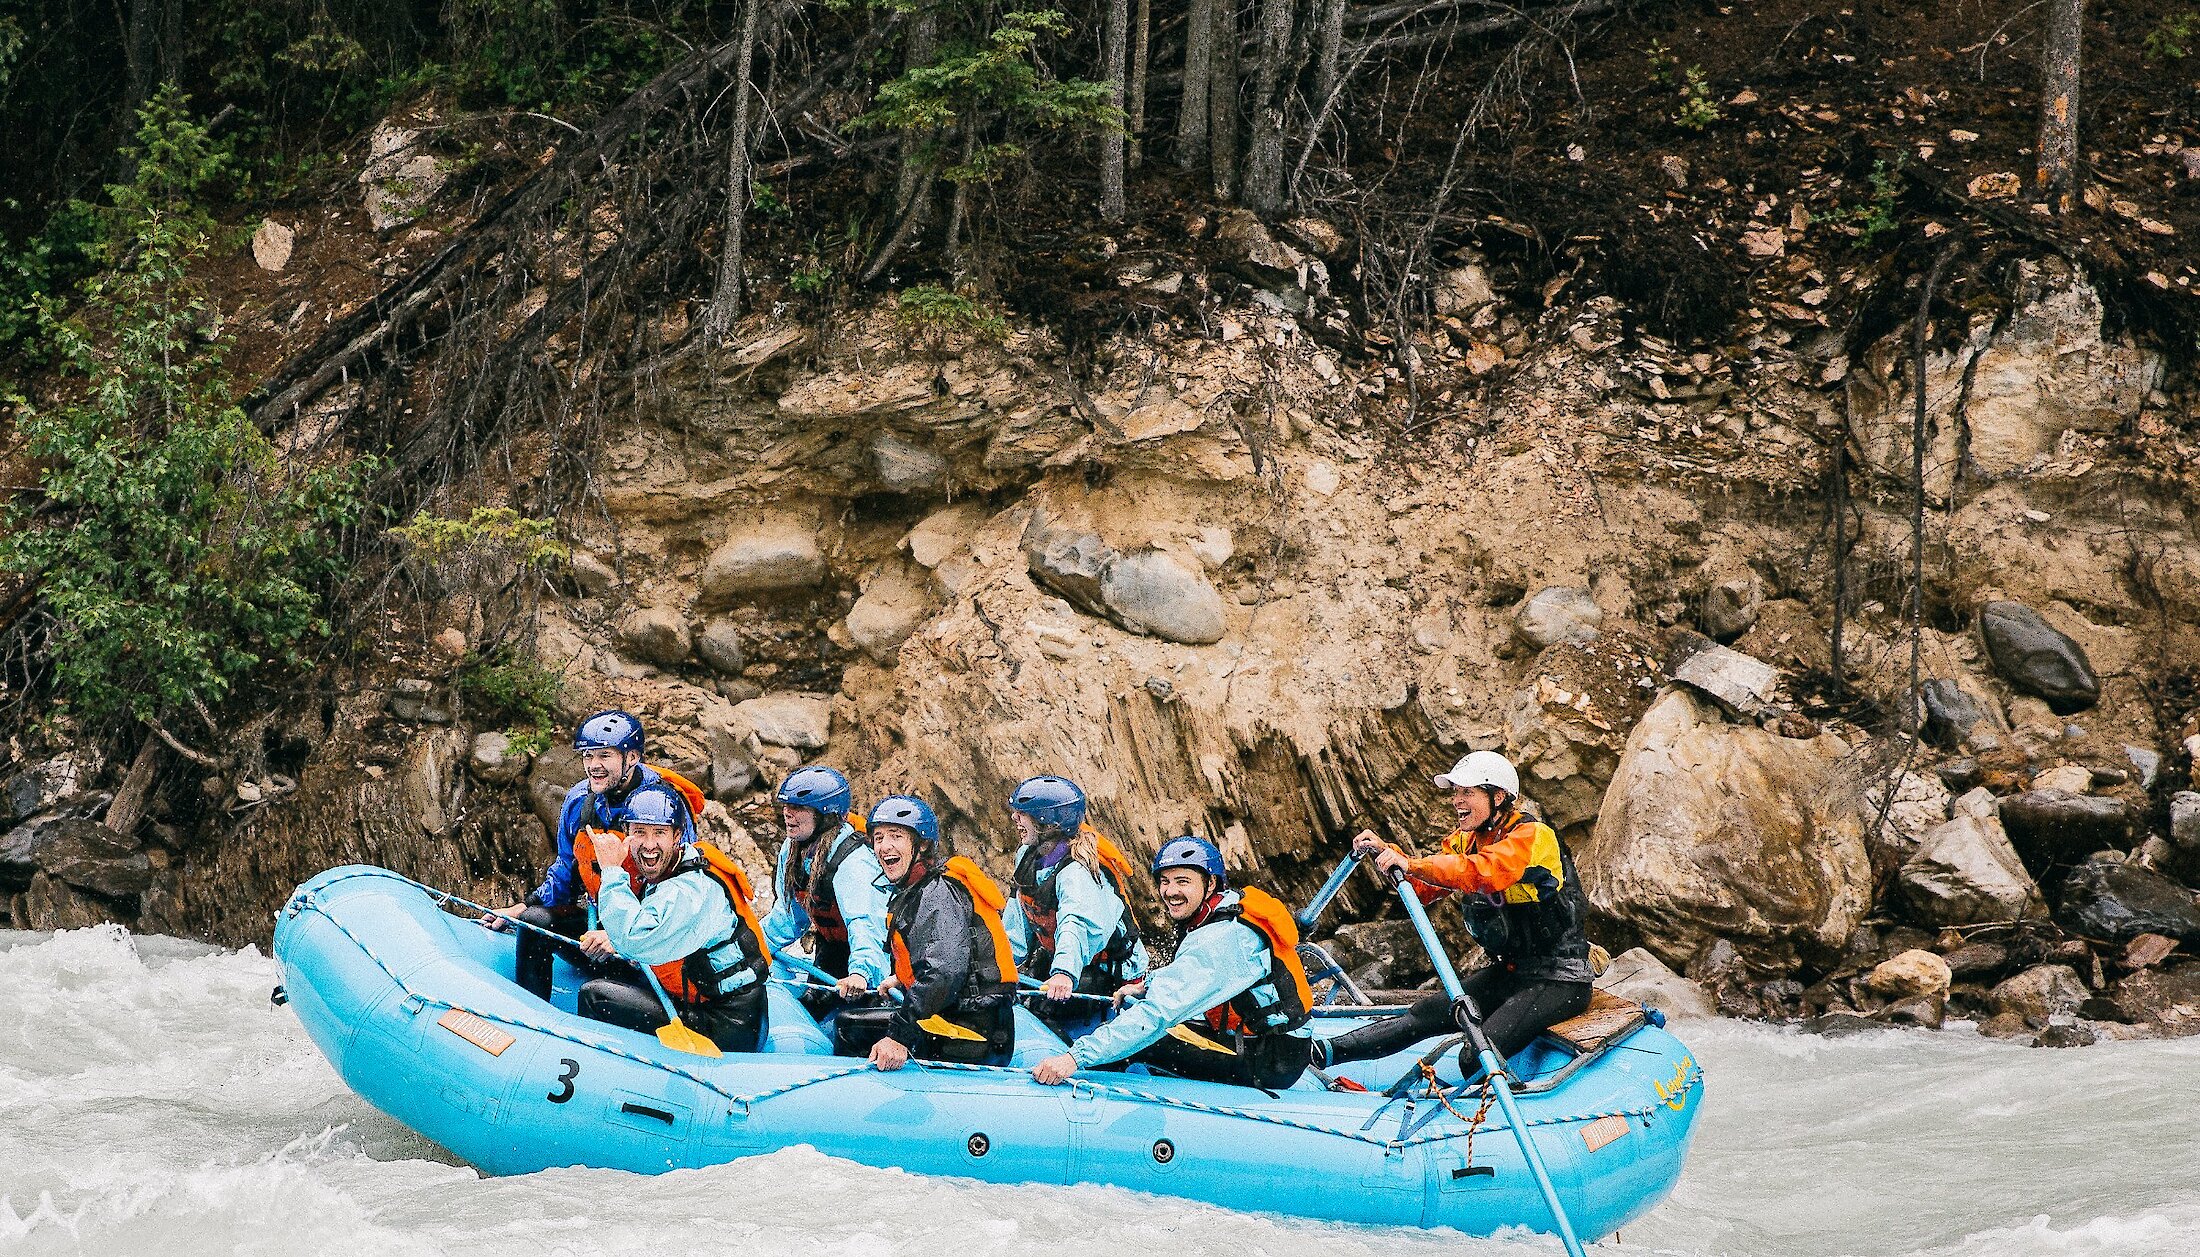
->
[785, 823, 864, 976]
[1452, 816, 1594, 983]
[1012, 832, 1142, 987]
[1178, 888, 1312, 1039]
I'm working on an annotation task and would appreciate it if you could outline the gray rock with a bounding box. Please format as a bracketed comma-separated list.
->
[1802, 1011, 1886, 1037]
[1100, 550, 1228, 645]
[1936, 757, 1983, 792]
[567, 551, 617, 596]
[2032, 1023, 2097, 1048]
[1899, 815, 2044, 925]
[2169, 792, 2200, 852]
[1990, 964, 2087, 1027]
[1998, 790, 2130, 869]
[700, 525, 827, 599]
[1922, 680, 1997, 749]
[696, 619, 747, 675]
[1, 756, 101, 824]
[388, 678, 453, 724]
[1595, 946, 1716, 1019]
[1671, 642, 1779, 713]
[1942, 942, 2011, 980]
[2125, 745, 2162, 791]
[1699, 572, 1763, 642]
[871, 433, 949, 494]
[468, 732, 529, 785]
[1322, 919, 1435, 989]
[733, 693, 832, 750]
[526, 746, 583, 832]
[18, 871, 116, 929]
[2057, 856, 2200, 943]
[358, 121, 447, 231]
[1514, 586, 1603, 649]
[616, 607, 693, 668]
[846, 564, 939, 664]
[1022, 515, 1117, 617]
[1980, 601, 2100, 714]
[716, 678, 763, 703]
[0, 818, 150, 898]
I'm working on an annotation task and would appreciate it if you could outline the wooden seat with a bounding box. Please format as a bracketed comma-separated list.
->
[1544, 989, 1646, 1055]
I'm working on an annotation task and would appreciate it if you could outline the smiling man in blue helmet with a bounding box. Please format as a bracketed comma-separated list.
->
[999, 774, 1149, 1039]
[480, 710, 700, 999]
[1031, 834, 1312, 1090]
[760, 766, 890, 1004]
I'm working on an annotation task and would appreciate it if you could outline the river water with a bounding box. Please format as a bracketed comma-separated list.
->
[3, 926, 2195, 1257]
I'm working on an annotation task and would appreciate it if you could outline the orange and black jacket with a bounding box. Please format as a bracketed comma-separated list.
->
[1394, 811, 1593, 982]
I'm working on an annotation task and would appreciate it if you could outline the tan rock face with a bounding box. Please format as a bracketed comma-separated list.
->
[701, 525, 826, 599]
[1578, 689, 1870, 970]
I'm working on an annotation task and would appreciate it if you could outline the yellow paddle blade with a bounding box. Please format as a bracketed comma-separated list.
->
[656, 1019, 723, 1058]
[1166, 1023, 1236, 1055]
[918, 1014, 986, 1042]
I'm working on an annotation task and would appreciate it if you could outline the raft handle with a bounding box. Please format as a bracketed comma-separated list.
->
[619, 1102, 677, 1125]
[269, 985, 288, 1007]
[1451, 1165, 1495, 1180]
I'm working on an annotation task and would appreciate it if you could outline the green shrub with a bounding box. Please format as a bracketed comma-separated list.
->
[0, 88, 372, 732]
[457, 650, 564, 752]
[1675, 67, 1722, 131]
[2145, 12, 2199, 60]
[894, 283, 1008, 342]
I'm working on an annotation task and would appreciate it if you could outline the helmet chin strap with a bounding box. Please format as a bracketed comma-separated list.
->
[1473, 788, 1514, 834]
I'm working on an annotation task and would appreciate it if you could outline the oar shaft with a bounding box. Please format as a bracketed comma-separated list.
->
[1385, 868, 1587, 1257]
[1295, 853, 1361, 930]
[636, 964, 684, 1024]
[1016, 975, 1115, 1005]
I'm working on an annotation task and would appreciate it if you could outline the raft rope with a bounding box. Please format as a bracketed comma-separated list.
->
[286, 868, 1701, 1151]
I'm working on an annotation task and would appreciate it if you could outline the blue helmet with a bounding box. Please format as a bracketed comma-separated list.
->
[1010, 775, 1086, 833]
[777, 766, 853, 819]
[1152, 834, 1226, 885]
[574, 710, 645, 755]
[868, 795, 939, 849]
[624, 783, 688, 830]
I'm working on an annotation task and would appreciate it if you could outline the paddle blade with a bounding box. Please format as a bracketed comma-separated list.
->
[917, 1014, 986, 1042]
[1165, 1023, 1236, 1055]
[656, 1020, 723, 1057]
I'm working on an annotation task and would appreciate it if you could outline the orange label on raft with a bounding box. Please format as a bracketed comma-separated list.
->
[1579, 1114, 1630, 1153]
[437, 1008, 515, 1056]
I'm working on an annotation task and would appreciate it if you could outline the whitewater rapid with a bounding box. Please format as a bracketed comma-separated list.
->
[2, 927, 2194, 1257]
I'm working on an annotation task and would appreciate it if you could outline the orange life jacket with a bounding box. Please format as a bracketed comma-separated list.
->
[889, 856, 1021, 990]
[1012, 827, 1142, 983]
[1196, 887, 1314, 1038]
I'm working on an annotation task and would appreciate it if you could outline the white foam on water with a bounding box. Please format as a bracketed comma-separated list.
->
[3, 928, 2195, 1257]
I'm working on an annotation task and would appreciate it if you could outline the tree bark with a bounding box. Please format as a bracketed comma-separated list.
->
[1128, 0, 1152, 166]
[1101, 0, 1129, 221]
[103, 733, 164, 840]
[1240, 0, 1295, 214]
[1208, 0, 1241, 198]
[702, 0, 766, 338]
[2035, 0, 2081, 211]
[1311, 0, 1346, 105]
[1179, 0, 1215, 171]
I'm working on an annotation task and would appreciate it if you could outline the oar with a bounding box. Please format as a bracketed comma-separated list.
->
[1020, 976, 1224, 1052]
[634, 964, 723, 1058]
[1295, 853, 1361, 931]
[787, 949, 983, 1041]
[476, 906, 722, 1058]
[1016, 974, 1116, 1005]
[1380, 865, 1587, 1257]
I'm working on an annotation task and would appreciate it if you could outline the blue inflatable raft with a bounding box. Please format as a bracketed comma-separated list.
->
[274, 865, 1703, 1240]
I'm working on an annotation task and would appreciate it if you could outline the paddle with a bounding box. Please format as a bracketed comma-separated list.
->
[635, 965, 723, 1058]
[1381, 865, 1588, 1257]
[784, 949, 984, 1041]
[1294, 853, 1361, 931]
[478, 907, 723, 1058]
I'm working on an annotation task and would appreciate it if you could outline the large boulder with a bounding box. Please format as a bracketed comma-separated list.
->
[1577, 689, 1871, 970]
[732, 693, 832, 750]
[2056, 856, 2200, 943]
[1898, 815, 2045, 925]
[1513, 586, 1602, 649]
[1099, 550, 1228, 645]
[527, 746, 584, 832]
[1920, 678, 2004, 750]
[845, 562, 940, 664]
[1990, 964, 2087, 1027]
[1998, 790, 2129, 870]
[1979, 601, 2100, 714]
[701, 524, 827, 599]
[0, 817, 150, 898]
[870, 433, 949, 494]
[468, 732, 529, 785]
[1, 754, 102, 825]
[1865, 771, 1952, 881]
[615, 606, 692, 668]
[1321, 918, 1436, 991]
[1698, 571, 1763, 642]
[1865, 949, 1953, 1000]
[359, 121, 448, 231]
[1022, 514, 1117, 616]
[1595, 947, 1716, 1019]
[695, 619, 747, 675]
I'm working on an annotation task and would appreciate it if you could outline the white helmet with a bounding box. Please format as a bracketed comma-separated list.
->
[1433, 751, 1519, 797]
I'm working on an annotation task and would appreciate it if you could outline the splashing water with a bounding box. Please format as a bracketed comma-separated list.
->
[3, 927, 2194, 1257]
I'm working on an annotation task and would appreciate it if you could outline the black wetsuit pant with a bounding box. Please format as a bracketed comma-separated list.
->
[1322, 966, 1593, 1063]
[577, 971, 766, 1053]
[1134, 1028, 1310, 1090]
[515, 904, 593, 999]
[832, 996, 1016, 1066]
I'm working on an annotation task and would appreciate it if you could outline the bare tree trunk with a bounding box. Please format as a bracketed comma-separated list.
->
[1101, 0, 1129, 221]
[863, 12, 942, 285]
[1128, 0, 1152, 166]
[945, 115, 979, 272]
[103, 734, 164, 840]
[1208, 0, 1241, 198]
[1240, 0, 1296, 214]
[1179, 0, 1215, 171]
[703, 0, 766, 338]
[2035, 0, 2081, 211]
[1311, 0, 1346, 105]
[119, 0, 159, 163]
